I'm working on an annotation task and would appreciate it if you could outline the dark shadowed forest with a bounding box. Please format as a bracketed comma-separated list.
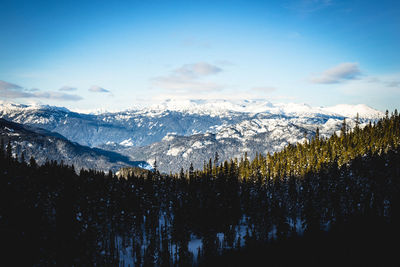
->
[1, 112, 400, 266]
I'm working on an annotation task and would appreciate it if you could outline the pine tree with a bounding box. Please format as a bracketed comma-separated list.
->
[214, 151, 219, 167]
[340, 118, 347, 137]
[6, 141, 12, 160]
[0, 138, 4, 159]
[189, 162, 194, 181]
[355, 113, 360, 130]
[29, 156, 37, 168]
[20, 152, 25, 164]
[153, 158, 158, 171]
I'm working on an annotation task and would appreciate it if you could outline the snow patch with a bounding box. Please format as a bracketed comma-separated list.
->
[162, 133, 177, 141]
[191, 141, 204, 149]
[323, 104, 384, 119]
[119, 138, 134, 147]
[138, 162, 153, 170]
[166, 146, 185, 156]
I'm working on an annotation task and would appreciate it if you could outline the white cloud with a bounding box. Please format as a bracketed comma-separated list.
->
[367, 76, 400, 88]
[59, 86, 77, 91]
[251, 86, 276, 93]
[0, 80, 82, 101]
[89, 85, 110, 93]
[174, 62, 222, 79]
[151, 91, 295, 103]
[26, 88, 40, 92]
[152, 76, 222, 92]
[335, 72, 400, 95]
[31, 91, 82, 101]
[0, 80, 23, 91]
[215, 60, 234, 66]
[151, 62, 224, 93]
[386, 80, 400, 88]
[310, 62, 361, 84]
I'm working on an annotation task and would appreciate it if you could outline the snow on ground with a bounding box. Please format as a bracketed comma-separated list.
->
[137, 162, 153, 170]
[135, 99, 385, 119]
[323, 104, 384, 119]
[191, 141, 205, 149]
[182, 148, 193, 158]
[162, 133, 176, 142]
[120, 138, 134, 147]
[0, 99, 384, 120]
[166, 146, 185, 156]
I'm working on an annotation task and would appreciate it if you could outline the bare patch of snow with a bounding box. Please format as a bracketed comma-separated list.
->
[120, 138, 134, 147]
[166, 146, 185, 156]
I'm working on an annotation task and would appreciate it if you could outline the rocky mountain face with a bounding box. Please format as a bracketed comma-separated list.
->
[0, 118, 151, 172]
[0, 100, 384, 173]
[99, 112, 368, 172]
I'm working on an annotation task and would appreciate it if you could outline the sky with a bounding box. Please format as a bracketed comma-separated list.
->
[0, 0, 399, 112]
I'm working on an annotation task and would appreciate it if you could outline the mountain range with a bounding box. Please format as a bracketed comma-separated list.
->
[0, 118, 151, 172]
[0, 99, 384, 173]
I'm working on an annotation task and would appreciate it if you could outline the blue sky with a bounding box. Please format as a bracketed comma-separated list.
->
[0, 0, 399, 111]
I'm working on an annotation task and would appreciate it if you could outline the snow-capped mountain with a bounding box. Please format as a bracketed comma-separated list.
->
[100, 111, 375, 172]
[145, 99, 383, 119]
[0, 118, 151, 172]
[0, 100, 384, 172]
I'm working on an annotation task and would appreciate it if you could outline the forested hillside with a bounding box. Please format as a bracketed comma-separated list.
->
[1, 111, 399, 266]
[0, 118, 152, 172]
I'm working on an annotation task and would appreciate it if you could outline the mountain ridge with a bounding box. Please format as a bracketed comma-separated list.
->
[0, 100, 385, 172]
[0, 118, 151, 172]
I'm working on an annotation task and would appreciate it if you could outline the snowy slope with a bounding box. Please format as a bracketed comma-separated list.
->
[0, 118, 151, 172]
[0, 100, 384, 172]
[143, 99, 384, 119]
[322, 104, 384, 119]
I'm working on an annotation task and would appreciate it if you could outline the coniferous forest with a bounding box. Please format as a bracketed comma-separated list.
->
[1, 112, 400, 266]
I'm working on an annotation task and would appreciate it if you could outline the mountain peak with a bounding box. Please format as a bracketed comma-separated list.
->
[322, 104, 384, 119]
[0, 99, 384, 119]
[0, 101, 70, 113]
